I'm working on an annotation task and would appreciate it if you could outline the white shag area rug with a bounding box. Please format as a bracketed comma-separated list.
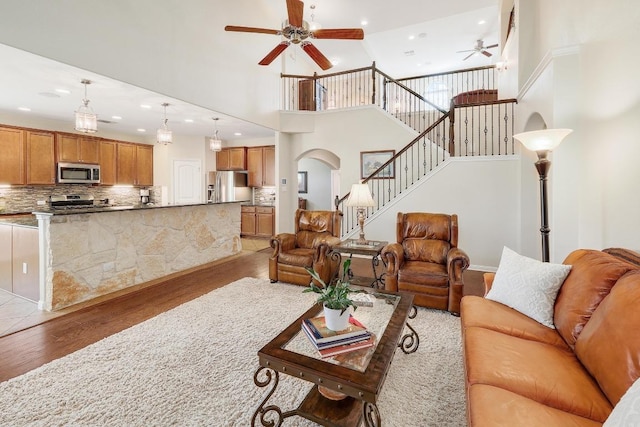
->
[0, 278, 466, 427]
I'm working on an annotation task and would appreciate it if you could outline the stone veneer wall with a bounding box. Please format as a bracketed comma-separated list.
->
[44, 203, 241, 310]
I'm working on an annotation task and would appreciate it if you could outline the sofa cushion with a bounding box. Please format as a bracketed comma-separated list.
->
[461, 296, 569, 349]
[402, 239, 450, 264]
[464, 326, 612, 422]
[468, 384, 603, 427]
[485, 246, 571, 328]
[575, 270, 640, 406]
[397, 260, 448, 287]
[554, 249, 636, 349]
[603, 376, 640, 426]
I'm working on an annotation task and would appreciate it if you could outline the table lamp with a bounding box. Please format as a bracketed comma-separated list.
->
[345, 182, 375, 244]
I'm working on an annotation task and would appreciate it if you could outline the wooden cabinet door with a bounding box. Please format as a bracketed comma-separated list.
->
[116, 143, 136, 185]
[99, 140, 117, 185]
[0, 225, 12, 292]
[263, 146, 275, 186]
[12, 226, 39, 301]
[216, 149, 230, 170]
[57, 134, 80, 162]
[229, 147, 246, 170]
[25, 131, 55, 184]
[80, 138, 100, 163]
[256, 207, 274, 237]
[135, 145, 153, 186]
[246, 147, 263, 187]
[0, 127, 25, 185]
[241, 206, 256, 236]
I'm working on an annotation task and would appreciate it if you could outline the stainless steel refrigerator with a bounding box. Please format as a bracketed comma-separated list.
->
[207, 171, 251, 203]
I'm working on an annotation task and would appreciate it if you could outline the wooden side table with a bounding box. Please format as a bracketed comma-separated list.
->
[332, 239, 388, 289]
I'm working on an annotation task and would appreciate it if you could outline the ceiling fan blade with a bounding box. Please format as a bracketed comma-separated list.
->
[286, 0, 304, 28]
[301, 42, 332, 70]
[311, 28, 364, 40]
[258, 41, 290, 66]
[485, 43, 499, 49]
[481, 50, 492, 57]
[463, 52, 475, 61]
[456, 49, 475, 53]
[225, 25, 280, 36]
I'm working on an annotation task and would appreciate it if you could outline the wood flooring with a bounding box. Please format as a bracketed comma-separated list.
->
[0, 249, 485, 383]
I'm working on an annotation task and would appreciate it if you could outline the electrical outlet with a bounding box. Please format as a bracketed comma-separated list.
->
[37, 200, 46, 206]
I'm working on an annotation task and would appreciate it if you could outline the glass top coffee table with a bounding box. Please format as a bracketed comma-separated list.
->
[252, 288, 419, 427]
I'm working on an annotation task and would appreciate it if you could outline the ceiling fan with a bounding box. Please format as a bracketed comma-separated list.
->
[457, 39, 498, 61]
[224, 0, 364, 71]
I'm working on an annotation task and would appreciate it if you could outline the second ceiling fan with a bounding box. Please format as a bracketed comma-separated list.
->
[457, 39, 498, 61]
[225, 0, 364, 70]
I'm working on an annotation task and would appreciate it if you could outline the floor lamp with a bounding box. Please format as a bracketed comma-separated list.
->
[345, 182, 375, 244]
[513, 129, 573, 262]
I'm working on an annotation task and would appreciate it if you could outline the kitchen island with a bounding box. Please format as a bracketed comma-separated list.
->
[32, 202, 243, 311]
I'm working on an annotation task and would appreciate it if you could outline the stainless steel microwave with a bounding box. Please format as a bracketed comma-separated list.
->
[57, 162, 101, 184]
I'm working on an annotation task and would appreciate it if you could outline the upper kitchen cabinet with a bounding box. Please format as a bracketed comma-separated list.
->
[216, 147, 246, 171]
[99, 140, 117, 185]
[247, 146, 275, 187]
[116, 142, 153, 186]
[0, 126, 25, 184]
[25, 130, 56, 185]
[56, 133, 100, 164]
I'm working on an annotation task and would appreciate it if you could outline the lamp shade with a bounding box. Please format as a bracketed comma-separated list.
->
[513, 129, 573, 152]
[345, 183, 375, 207]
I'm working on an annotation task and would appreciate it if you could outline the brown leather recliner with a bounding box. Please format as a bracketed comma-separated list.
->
[269, 209, 342, 286]
[381, 212, 470, 315]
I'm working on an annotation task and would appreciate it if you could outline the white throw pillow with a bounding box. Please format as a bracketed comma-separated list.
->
[485, 246, 571, 329]
[604, 377, 640, 426]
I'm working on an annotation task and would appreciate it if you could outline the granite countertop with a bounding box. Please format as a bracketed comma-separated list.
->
[31, 201, 244, 216]
[0, 214, 38, 228]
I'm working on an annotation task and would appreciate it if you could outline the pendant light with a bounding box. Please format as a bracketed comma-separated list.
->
[157, 102, 172, 145]
[209, 117, 222, 152]
[74, 79, 97, 133]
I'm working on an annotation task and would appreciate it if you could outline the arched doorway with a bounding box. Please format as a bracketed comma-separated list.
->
[296, 149, 340, 210]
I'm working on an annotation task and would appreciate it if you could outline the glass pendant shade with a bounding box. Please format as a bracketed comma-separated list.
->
[74, 79, 97, 133]
[209, 118, 222, 151]
[157, 103, 172, 145]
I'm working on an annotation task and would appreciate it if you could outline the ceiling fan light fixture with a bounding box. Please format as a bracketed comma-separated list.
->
[209, 117, 222, 152]
[74, 79, 97, 133]
[156, 103, 172, 145]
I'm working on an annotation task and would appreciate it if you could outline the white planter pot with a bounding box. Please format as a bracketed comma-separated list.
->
[324, 306, 351, 331]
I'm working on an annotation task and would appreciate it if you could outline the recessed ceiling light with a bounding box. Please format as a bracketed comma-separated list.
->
[55, 88, 71, 94]
[184, 119, 194, 123]
[234, 132, 242, 136]
[330, 58, 339, 65]
[408, 35, 415, 40]
[137, 128, 146, 132]
[478, 20, 486, 25]
[18, 107, 31, 112]
[140, 104, 151, 109]
[111, 115, 122, 120]
[360, 20, 368, 26]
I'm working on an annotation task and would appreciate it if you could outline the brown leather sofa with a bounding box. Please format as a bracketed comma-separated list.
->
[381, 212, 470, 315]
[269, 209, 341, 286]
[461, 249, 640, 426]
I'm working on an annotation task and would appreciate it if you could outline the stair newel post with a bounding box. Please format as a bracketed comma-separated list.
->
[448, 99, 456, 156]
[371, 61, 376, 106]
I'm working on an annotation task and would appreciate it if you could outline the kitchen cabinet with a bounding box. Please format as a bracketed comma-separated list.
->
[99, 140, 117, 185]
[25, 130, 56, 184]
[0, 126, 25, 185]
[247, 145, 275, 187]
[116, 142, 153, 186]
[56, 133, 100, 164]
[216, 147, 246, 171]
[241, 205, 275, 237]
[0, 224, 39, 301]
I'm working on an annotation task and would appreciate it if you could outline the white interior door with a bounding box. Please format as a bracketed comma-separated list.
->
[173, 159, 202, 205]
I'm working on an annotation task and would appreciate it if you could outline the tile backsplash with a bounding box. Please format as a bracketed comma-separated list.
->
[0, 185, 161, 214]
[253, 187, 276, 205]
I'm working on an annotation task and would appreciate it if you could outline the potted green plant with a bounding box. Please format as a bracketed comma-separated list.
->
[304, 259, 358, 331]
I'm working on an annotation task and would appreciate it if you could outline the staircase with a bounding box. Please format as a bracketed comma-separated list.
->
[281, 63, 518, 238]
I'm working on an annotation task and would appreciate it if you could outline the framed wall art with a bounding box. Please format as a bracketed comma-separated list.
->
[360, 150, 395, 179]
[297, 171, 308, 193]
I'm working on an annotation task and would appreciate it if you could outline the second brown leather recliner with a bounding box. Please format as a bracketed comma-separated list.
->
[382, 212, 470, 315]
[269, 209, 342, 286]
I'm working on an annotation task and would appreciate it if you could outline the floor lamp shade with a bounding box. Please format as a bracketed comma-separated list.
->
[513, 129, 573, 262]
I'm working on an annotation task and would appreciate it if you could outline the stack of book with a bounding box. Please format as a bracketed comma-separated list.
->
[301, 315, 374, 358]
